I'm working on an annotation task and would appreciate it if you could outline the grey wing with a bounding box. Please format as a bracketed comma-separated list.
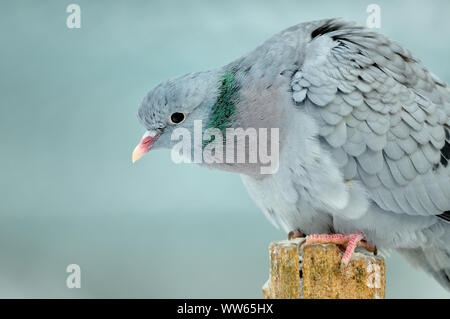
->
[291, 19, 450, 217]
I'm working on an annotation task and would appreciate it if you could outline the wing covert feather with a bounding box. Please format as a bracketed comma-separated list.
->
[290, 20, 450, 217]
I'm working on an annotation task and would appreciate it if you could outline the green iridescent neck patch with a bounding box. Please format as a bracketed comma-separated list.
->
[204, 70, 240, 145]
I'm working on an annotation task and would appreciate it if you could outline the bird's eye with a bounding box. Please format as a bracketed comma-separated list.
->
[169, 112, 186, 125]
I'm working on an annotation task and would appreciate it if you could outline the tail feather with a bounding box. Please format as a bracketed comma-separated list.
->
[398, 246, 450, 292]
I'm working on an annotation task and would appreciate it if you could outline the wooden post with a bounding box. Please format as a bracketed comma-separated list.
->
[262, 238, 385, 299]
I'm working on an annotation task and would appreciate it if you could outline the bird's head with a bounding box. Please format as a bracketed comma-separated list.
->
[132, 71, 219, 163]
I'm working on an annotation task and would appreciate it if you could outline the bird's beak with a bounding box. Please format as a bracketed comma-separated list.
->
[132, 130, 160, 163]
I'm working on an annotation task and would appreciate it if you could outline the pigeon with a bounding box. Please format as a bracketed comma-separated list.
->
[132, 19, 450, 291]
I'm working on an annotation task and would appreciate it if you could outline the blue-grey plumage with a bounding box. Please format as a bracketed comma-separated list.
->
[134, 19, 450, 290]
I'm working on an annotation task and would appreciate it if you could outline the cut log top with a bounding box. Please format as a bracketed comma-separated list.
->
[262, 238, 386, 299]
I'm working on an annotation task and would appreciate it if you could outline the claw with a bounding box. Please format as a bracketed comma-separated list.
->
[288, 229, 304, 240]
[341, 233, 363, 266]
[304, 232, 376, 266]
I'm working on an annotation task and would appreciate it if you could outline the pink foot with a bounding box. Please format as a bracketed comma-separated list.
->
[341, 233, 364, 266]
[305, 233, 376, 266]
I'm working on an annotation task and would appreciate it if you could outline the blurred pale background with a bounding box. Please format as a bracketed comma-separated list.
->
[0, 0, 449, 298]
